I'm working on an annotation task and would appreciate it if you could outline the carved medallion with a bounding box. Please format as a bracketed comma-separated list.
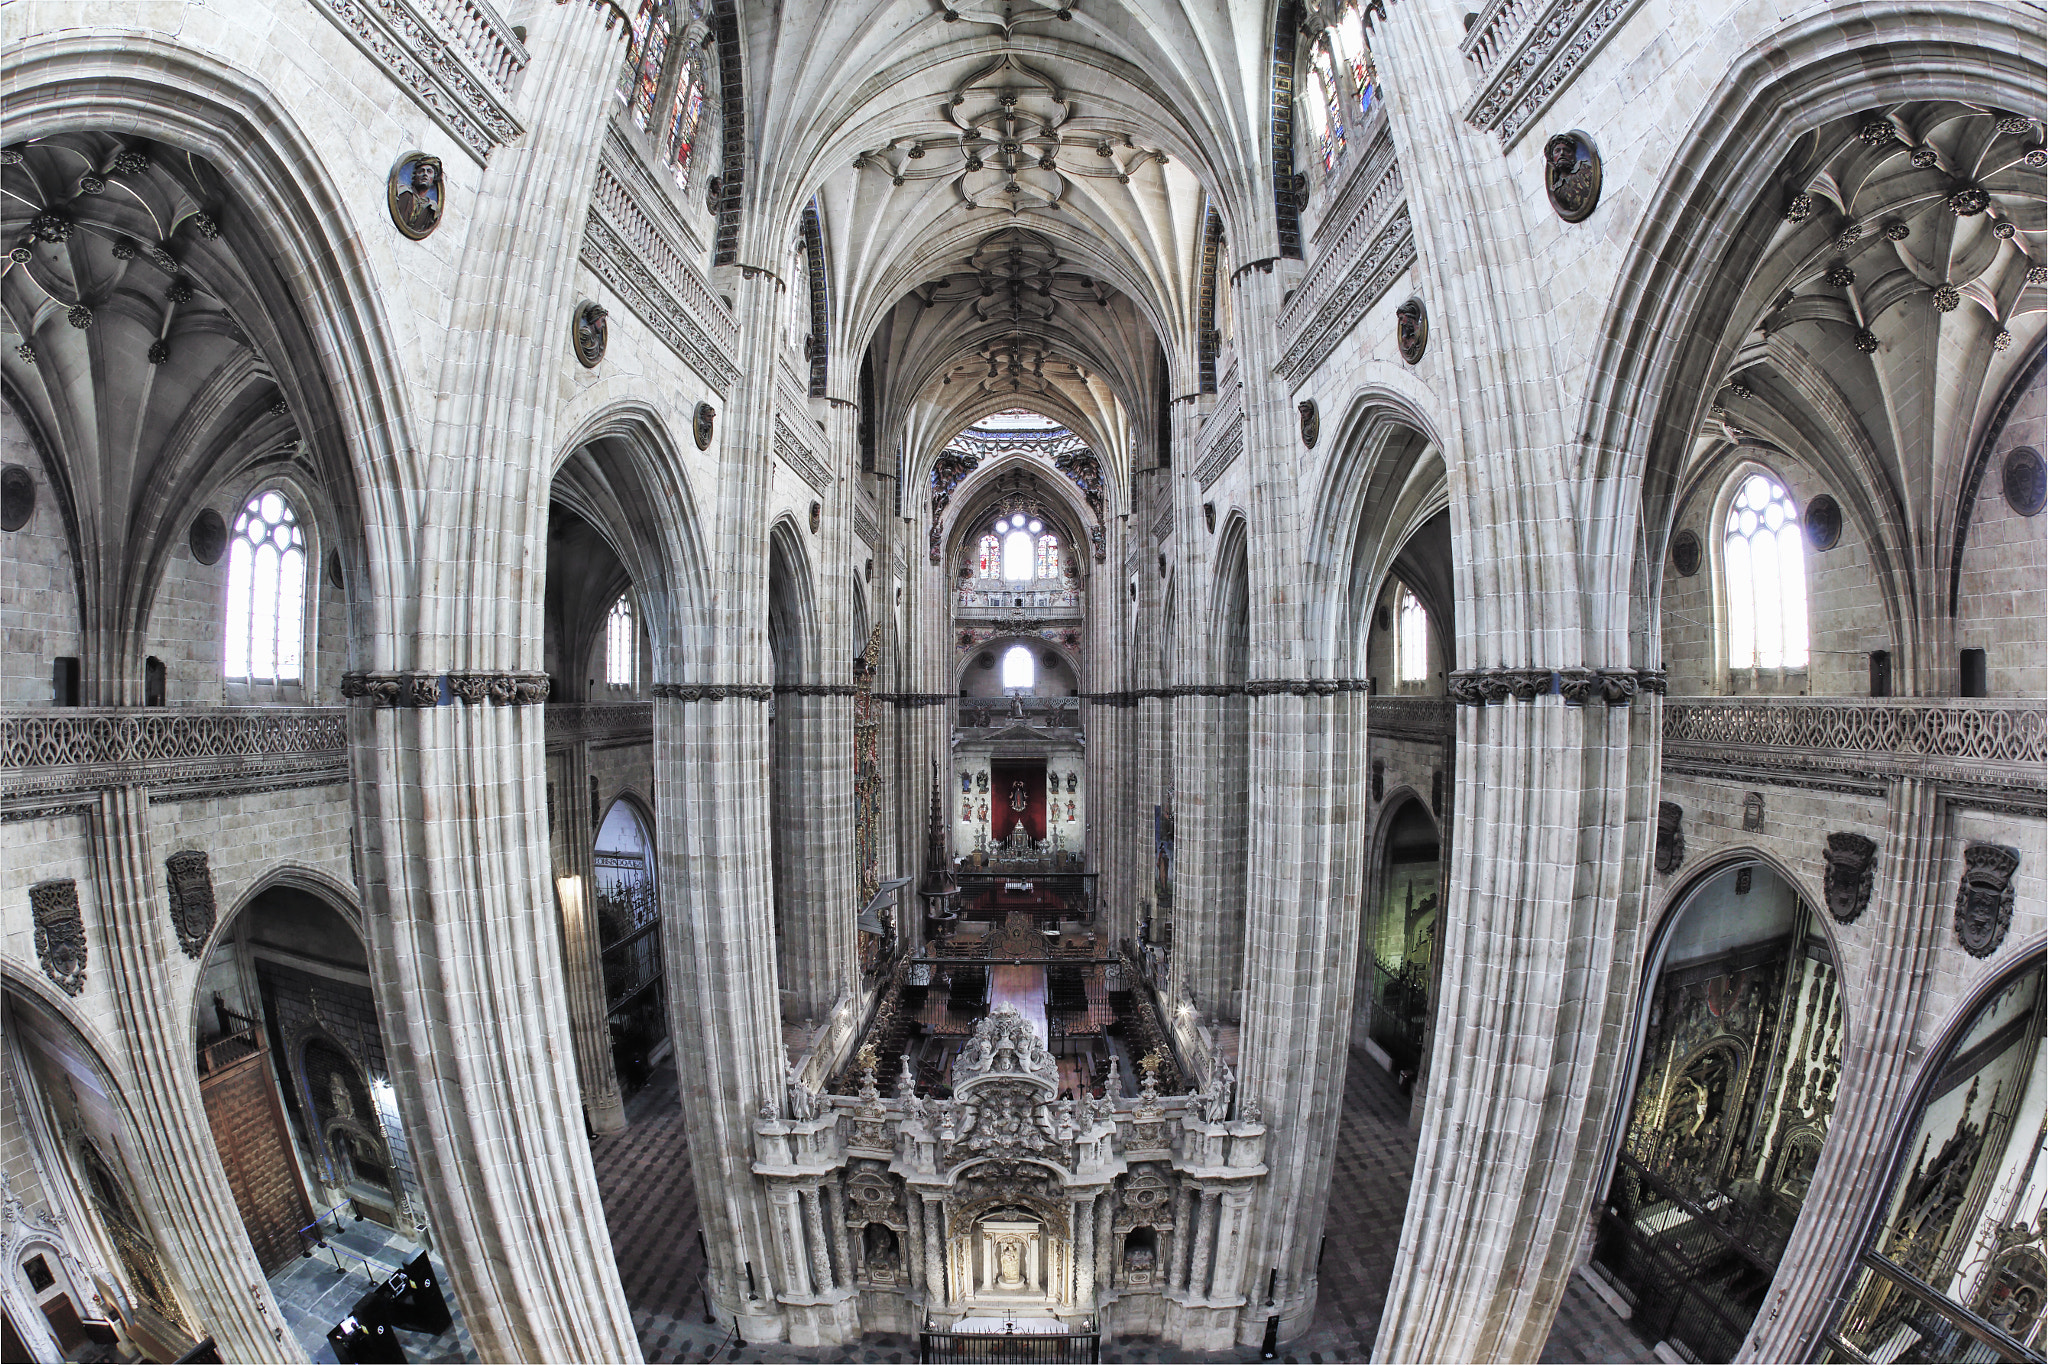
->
[1298, 398, 1320, 449]
[0, 465, 34, 531]
[1823, 832, 1878, 924]
[1654, 801, 1685, 875]
[571, 300, 608, 368]
[1805, 494, 1842, 551]
[1543, 132, 1602, 223]
[31, 879, 87, 996]
[387, 153, 445, 240]
[2004, 446, 2046, 517]
[164, 851, 216, 958]
[693, 401, 716, 450]
[189, 509, 227, 565]
[1954, 843, 2019, 958]
[1396, 298, 1428, 365]
[1742, 791, 1764, 833]
[1670, 529, 1701, 577]
[1202, 502, 1216, 533]
[809, 500, 822, 534]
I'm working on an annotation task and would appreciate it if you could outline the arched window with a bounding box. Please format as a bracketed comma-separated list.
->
[224, 489, 307, 682]
[663, 74, 706, 192]
[606, 595, 636, 687]
[1035, 533, 1061, 580]
[977, 532, 1002, 579]
[995, 512, 1043, 582]
[1308, 39, 1346, 172]
[1724, 472, 1809, 671]
[1396, 588, 1429, 684]
[618, 0, 670, 132]
[1330, 5, 1378, 121]
[1001, 644, 1035, 689]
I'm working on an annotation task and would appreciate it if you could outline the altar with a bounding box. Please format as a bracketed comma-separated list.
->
[976, 1216, 1048, 1299]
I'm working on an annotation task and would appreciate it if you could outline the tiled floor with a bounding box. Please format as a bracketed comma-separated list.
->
[589, 1052, 1653, 1364]
[267, 1217, 478, 1364]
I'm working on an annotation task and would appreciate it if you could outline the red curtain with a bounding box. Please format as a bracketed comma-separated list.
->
[990, 762, 1046, 842]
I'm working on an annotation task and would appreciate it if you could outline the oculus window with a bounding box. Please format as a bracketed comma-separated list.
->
[224, 490, 306, 683]
[1724, 472, 1809, 671]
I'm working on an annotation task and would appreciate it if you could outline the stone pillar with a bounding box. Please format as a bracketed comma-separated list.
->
[555, 867, 626, 1134]
[1742, 778, 1948, 1360]
[802, 1186, 834, 1295]
[904, 1187, 926, 1293]
[773, 685, 857, 1026]
[923, 1195, 947, 1307]
[825, 1178, 854, 1291]
[1074, 1195, 1096, 1307]
[1097, 1194, 1115, 1296]
[1170, 1184, 1195, 1293]
[771, 1185, 812, 1299]
[1191, 1190, 1220, 1300]
[89, 785, 297, 1360]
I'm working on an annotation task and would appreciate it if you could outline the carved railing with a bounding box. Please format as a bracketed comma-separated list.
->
[957, 587, 1081, 611]
[1368, 696, 1454, 743]
[1, 706, 350, 817]
[543, 701, 654, 748]
[1460, 0, 1650, 148]
[1663, 697, 2047, 812]
[1278, 124, 1411, 386]
[301, 0, 525, 161]
[420, 0, 529, 90]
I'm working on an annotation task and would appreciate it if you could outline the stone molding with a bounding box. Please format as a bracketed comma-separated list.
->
[1460, 0, 1650, 149]
[650, 682, 774, 702]
[543, 701, 653, 747]
[0, 707, 350, 817]
[1278, 174, 1413, 383]
[854, 501, 880, 549]
[1192, 416, 1245, 493]
[774, 684, 860, 697]
[1368, 696, 1454, 741]
[341, 671, 550, 705]
[774, 415, 834, 495]
[304, 0, 526, 164]
[1080, 679, 1374, 708]
[581, 140, 741, 395]
[1447, 666, 1653, 704]
[1663, 698, 2047, 813]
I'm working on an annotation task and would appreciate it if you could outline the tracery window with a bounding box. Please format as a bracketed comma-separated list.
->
[977, 533, 1001, 579]
[1001, 644, 1035, 690]
[996, 512, 1043, 582]
[1723, 472, 1809, 671]
[1035, 533, 1061, 580]
[1306, 40, 1346, 173]
[1396, 588, 1428, 684]
[606, 595, 637, 687]
[224, 490, 306, 683]
[1331, 6, 1378, 121]
[618, 0, 670, 133]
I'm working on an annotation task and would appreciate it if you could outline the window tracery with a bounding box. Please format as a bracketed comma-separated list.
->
[606, 595, 637, 687]
[224, 490, 307, 683]
[1305, 39, 1346, 174]
[1396, 588, 1428, 685]
[617, 0, 718, 195]
[1724, 472, 1809, 672]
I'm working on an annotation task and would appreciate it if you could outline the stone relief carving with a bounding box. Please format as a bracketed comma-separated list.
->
[572, 300, 608, 368]
[1654, 801, 1685, 875]
[1670, 529, 1701, 577]
[1396, 297, 1428, 364]
[1543, 132, 1601, 222]
[1954, 843, 2019, 958]
[1297, 399, 1319, 449]
[31, 878, 87, 996]
[1742, 791, 1765, 833]
[163, 850, 216, 959]
[1823, 832, 1878, 924]
[388, 153, 444, 240]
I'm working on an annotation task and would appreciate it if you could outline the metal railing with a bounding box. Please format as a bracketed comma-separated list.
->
[920, 1329, 1100, 1363]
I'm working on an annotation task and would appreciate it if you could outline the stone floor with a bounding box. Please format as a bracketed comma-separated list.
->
[266, 1215, 478, 1364]
[589, 1051, 1655, 1364]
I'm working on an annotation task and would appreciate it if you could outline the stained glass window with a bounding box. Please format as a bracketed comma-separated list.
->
[1001, 644, 1035, 689]
[664, 76, 705, 191]
[224, 490, 306, 682]
[1311, 39, 1346, 172]
[978, 533, 1001, 578]
[1035, 533, 1060, 580]
[606, 595, 636, 687]
[1724, 472, 1809, 670]
[1397, 588, 1428, 684]
[1331, 7, 1377, 120]
[619, 0, 670, 133]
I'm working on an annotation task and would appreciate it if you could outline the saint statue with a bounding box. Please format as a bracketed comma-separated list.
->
[1010, 780, 1028, 814]
[997, 1239, 1025, 1288]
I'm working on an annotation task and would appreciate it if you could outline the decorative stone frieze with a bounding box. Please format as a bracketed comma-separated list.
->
[1954, 844, 2019, 958]
[30, 878, 86, 995]
[774, 416, 833, 495]
[1, 708, 351, 817]
[650, 682, 775, 702]
[1367, 697, 1454, 741]
[444, 671, 552, 704]
[1193, 416, 1245, 493]
[1461, 0, 1651, 148]
[1276, 149, 1412, 383]
[1822, 832, 1878, 924]
[163, 850, 216, 959]
[302, 0, 527, 163]
[1447, 667, 1654, 705]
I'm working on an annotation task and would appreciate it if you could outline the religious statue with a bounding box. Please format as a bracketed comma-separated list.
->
[1008, 693, 1026, 721]
[1010, 780, 1028, 814]
[1202, 1062, 1236, 1124]
[997, 1239, 1025, 1288]
[328, 1071, 356, 1121]
[1066, 799, 1076, 822]
[977, 799, 987, 823]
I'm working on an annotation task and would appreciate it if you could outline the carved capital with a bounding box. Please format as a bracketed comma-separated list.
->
[447, 673, 493, 705]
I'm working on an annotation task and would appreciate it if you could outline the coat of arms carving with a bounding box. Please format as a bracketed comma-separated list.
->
[164, 850, 216, 958]
[1954, 844, 2019, 959]
[1823, 832, 1878, 924]
[31, 879, 87, 996]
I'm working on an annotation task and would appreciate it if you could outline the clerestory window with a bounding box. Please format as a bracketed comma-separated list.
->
[997, 512, 1044, 582]
[1724, 472, 1809, 671]
[1001, 644, 1035, 689]
[606, 595, 637, 687]
[1396, 588, 1429, 685]
[224, 490, 306, 683]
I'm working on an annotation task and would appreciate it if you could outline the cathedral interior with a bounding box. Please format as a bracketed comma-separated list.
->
[0, 1, 2043, 1362]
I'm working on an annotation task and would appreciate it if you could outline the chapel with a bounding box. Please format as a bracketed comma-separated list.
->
[0, 1, 2043, 1362]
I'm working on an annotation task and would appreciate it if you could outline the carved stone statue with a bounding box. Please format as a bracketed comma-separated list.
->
[997, 1239, 1024, 1288]
[1202, 1062, 1234, 1124]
